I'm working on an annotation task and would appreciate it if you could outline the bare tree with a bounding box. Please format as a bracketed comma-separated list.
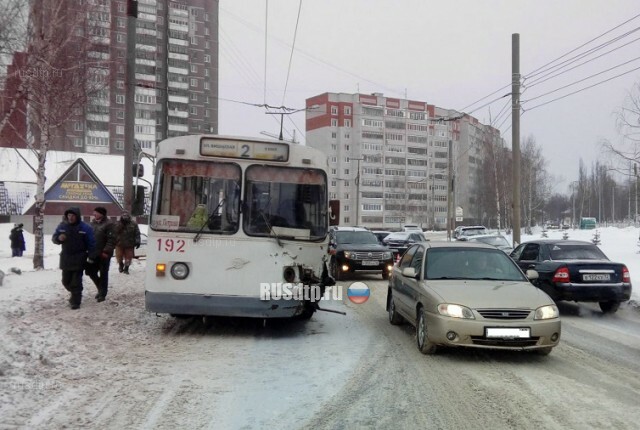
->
[1, 0, 111, 269]
[521, 135, 553, 232]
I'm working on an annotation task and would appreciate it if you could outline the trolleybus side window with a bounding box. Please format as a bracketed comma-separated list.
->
[152, 160, 241, 233]
[243, 165, 328, 240]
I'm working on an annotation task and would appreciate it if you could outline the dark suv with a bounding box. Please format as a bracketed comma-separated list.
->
[328, 227, 394, 280]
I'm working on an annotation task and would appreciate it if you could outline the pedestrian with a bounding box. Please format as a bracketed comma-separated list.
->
[9, 223, 26, 257]
[87, 206, 116, 302]
[114, 211, 140, 274]
[52, 207, 96, 309]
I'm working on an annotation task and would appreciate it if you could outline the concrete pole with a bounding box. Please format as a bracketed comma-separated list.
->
[512, 33, 521, 246]
[447, 139, 453, 241]
[355, 158, 361, 226]
[123, 0, 138, 213]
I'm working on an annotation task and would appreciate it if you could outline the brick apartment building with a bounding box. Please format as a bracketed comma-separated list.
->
[305, 92, 502, 229]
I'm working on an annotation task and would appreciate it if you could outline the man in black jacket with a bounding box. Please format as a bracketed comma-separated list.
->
[52, 208, 96, 309]
[87, 206, 116, 302]
[9, 223, 26, 257]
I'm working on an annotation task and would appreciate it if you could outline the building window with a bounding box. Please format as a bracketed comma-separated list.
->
[117, 111, 124, 119]
[118, 2, 125, 12]
[115, 140, 124, 150]
[345, 144, 350, 150]
[344, 204, 350, 211]
[344, 106, 351, 115]
[116, 125, 124, 135]
[116, 94, 125, 104]
[190, 93, 197, 101]
[74, 122, 83, 131]
[191, 36, 197, 45]
[331, 144, 337, 150]
[190, 64, 197, 73]
[331, 180, 337, 187]
[344, 193, 350, 199]
[331, 132, 337, 138]
[204, 109, 210, 117]
[344, 216, 350, 223]
[205, 27, 210, 35]
[330, 106, 338, 115]
[344, 168, 349, 175]
[344, 181, 349, 186]
[204, 68, 209, 77]
[73, 138, 83, 147]
[116, 33, 125, 43]
[331, 168, 337, 175]
[204, 54, 211, 63]
[205, 13, 209, 21]
[205, 40, 210, 49]
[190, 78, 197, 87]
[204, 81, 210, 90]
[344, 119, 351, 127]
[190, 106, 197, 115]
[117, 80, 124, 89]
[117, 18, 125, 28]
[331, 119, 338, 127]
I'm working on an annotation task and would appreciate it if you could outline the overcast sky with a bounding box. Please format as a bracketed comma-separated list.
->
[217, 0, 640, 192]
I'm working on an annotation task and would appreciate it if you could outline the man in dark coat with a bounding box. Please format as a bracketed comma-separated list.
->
[9, 223, 26, 257]
[52, 207, 96, 309]
[87, 206, 116, 302]
[114, 211, 140, 274]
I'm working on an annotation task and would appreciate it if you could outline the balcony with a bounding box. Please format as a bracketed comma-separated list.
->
[168, 95, 189, 104]
[168, 124, 188, 132]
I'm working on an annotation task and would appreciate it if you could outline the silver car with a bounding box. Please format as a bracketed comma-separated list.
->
[386, 242, 560, 355]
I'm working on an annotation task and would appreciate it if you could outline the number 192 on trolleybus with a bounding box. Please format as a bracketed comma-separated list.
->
[145, 135, 334, 319]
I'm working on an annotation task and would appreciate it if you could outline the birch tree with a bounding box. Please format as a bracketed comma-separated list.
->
[1, 0, 111, 269]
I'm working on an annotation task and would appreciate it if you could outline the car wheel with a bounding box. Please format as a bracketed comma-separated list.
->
[382, 270, 389, 280]
[416, 307, 437, 354]
[599, 301, 620, 314]
[536, 347, 553, 356]
[330, 257, 341, 281]
[387, 292, 404, 325]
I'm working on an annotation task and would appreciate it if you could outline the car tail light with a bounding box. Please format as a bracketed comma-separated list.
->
[552, 267, 570, 283]
[622, 266, 631, 283]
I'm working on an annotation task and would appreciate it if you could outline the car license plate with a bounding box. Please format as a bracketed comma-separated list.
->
[485, 328, 530, 338]
[582, 274, 610, 281]
[361, 260, 378, 266]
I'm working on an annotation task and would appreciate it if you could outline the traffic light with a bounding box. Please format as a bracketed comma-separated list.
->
[132, 185, 145, 216]
[132, 163, 144, 178]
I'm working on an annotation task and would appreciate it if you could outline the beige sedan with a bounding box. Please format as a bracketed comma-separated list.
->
[387, 242, 561, 355]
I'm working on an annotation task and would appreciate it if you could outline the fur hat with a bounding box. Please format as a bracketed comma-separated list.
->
[94, 206, 107, 216]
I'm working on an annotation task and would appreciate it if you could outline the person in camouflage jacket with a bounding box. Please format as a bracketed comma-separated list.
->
[86, 206, 116, 301]
[114, 211, 140, 274]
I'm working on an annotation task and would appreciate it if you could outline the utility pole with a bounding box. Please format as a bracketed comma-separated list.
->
[447, 139, 454, 241]
[123, 0, 138, 213]
[355, 158, 362, 226]
[512, 33, 521, 246]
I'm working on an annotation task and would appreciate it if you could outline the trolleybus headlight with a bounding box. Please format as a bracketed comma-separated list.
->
[170, 262, 190, 280]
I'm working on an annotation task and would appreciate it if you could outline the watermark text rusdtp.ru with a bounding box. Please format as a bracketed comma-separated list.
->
[1, 379, 59, 391]
[260, 283, 343, 302]
[18, 67, 63, 79]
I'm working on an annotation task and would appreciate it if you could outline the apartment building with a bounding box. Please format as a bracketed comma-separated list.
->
[305, 92, 499, 229]
[1, 0, 219, 155]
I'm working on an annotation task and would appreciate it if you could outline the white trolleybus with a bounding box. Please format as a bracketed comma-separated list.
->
[145, 135, 335, 319]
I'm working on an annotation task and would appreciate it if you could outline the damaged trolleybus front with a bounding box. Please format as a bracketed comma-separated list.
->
[145, 135, 334, 320]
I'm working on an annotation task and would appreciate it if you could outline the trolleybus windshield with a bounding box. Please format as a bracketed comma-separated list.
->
[243, 165, 327, 241]
[151, 160, 241, 234]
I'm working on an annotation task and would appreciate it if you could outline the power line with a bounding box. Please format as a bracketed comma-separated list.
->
[281, 0, 303, 106]
[457, 83, 511, 113]
[526, 34, 640, 88]
[525, 12, 640, 79]
[523, 64, 640, 112]
[523, 56, 640, 104]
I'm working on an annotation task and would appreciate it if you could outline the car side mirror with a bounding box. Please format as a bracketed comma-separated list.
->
[526, 269, 539, 280]
[402, 267, 417, 278]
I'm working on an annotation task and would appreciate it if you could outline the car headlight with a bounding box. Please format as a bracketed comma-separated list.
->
[534, 304, 559, 320]
[170, 262, 190, 280]
[437, 303, 475, 319]
[343, 251, 353, 259]
[383, 251, 392, 259]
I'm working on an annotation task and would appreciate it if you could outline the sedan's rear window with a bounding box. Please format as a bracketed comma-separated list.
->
[549, 244, 608, 260]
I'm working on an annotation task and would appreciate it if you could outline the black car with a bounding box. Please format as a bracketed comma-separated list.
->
[383, 231, 427, 259]
[328, 227, 394, 280]
[510, 240, 632, 313]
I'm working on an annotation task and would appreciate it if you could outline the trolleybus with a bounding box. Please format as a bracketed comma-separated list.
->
[145, 135, 333, 319]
